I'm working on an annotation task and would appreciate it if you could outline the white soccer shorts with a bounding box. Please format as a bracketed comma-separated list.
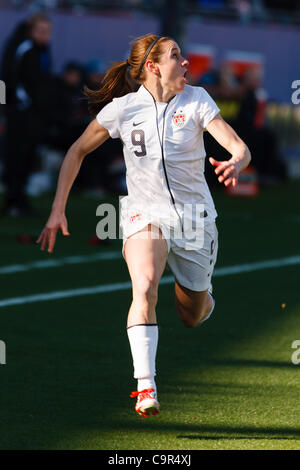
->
[122, 221, 218, 292]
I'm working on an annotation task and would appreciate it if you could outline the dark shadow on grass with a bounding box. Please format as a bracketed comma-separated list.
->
[175, 424, 300, 441]
[178, 436, 294, 440]
[203, 358, 295, 369]
[122, 421, 300, 441]
[101, 420, 300, 444]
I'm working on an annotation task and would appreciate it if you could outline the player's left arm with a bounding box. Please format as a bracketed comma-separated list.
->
[205, 113, 251, 187]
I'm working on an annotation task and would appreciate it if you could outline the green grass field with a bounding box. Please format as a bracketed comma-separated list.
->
[0, 181, 299, 450]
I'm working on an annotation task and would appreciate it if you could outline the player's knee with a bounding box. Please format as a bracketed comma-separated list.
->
[178, 303, 210, 328]
[177, 306, 198, 328]
[181, 315, 199, 328]
[133, 276, 158, 307]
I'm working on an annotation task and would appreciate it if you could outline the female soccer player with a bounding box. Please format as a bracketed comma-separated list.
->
[37, 34, 251, 418]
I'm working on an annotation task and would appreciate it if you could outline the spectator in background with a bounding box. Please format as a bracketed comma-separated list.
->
[1, 13, 53, 217]
[199, 62, 246, 186]
[84, 59, 107, 91]
[73, 59, 126, 195]
[230, 0, 252, 23]
[199, 62, 244, 100]
[48, 61, 88, 152]
[234, 68, 287, 184]
[216, 62, 243, 99]
[200, 63, 286, 186]
[1, 20, 28, 104]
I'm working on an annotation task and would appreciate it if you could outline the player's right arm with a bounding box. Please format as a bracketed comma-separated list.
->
[36, 119, 109, 253]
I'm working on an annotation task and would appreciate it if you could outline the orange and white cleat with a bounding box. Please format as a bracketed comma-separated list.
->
[130, 388, 160, 418]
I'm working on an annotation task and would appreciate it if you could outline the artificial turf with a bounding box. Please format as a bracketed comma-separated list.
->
[0, 181, 299, 450]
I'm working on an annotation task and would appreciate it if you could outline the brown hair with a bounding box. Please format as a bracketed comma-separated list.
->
[27, 13, 51, 32]
[84, 33, 172, 116]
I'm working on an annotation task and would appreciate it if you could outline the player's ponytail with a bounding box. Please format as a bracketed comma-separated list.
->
[84, 33, 171, 116]
[84, 60, 133, 116]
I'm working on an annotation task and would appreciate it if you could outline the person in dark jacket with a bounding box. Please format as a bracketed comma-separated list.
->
[48, 61, 87, 153]
[1, 13, 53, 216]
[234, 68, 287, 184]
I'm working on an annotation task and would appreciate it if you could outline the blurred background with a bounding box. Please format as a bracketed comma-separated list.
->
[0, 0, 300, 216]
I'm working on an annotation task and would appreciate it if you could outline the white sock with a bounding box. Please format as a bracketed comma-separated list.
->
[127, 324, 158, 393]
[137, 377, 157, 393]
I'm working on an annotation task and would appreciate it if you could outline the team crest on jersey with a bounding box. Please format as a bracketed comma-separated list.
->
[172, 109, 186, 128]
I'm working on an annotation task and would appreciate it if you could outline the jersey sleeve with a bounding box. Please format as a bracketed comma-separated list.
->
[96, 99, 120, 138]
[196, 87, 220, 130]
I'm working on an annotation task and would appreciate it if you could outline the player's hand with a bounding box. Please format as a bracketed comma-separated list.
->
[36, 211, 70, 254]
[209, 157, 241, 187]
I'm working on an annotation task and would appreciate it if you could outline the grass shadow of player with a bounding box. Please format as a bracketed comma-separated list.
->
[176, 423, 300, 441]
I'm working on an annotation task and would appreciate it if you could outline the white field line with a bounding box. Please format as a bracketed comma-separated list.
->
[1, 249, 300, 277]
[0, 255, 299, 309]
[0, 251, 122, 274]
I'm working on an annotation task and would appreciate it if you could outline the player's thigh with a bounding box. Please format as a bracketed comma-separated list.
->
[124, 224, 168, 294]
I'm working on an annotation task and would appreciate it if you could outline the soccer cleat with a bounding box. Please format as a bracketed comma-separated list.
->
[130, 388, 160, 418]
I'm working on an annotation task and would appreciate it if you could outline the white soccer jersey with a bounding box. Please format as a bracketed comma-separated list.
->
[96, 84, 220, 241]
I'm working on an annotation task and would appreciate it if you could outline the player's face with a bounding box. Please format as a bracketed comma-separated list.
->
[157, 40, 189, 93]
